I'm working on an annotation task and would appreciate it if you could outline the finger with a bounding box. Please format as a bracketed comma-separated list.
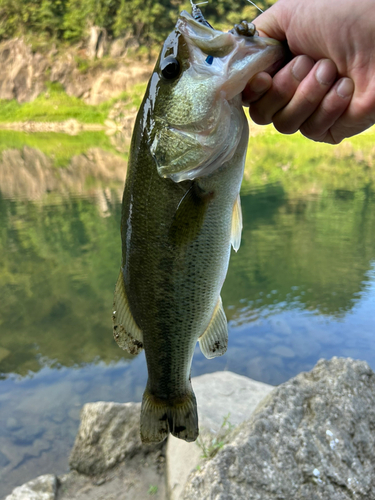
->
[253, 3, 287, 41]
[249, 55, 314, 125]
[324, 90, 375, 144]
[299, 77, 354, 142]
[242, 72, 272, 106]
[272, 59, 337, 134]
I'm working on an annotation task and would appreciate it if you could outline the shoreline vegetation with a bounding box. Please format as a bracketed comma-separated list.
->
[0, 0, 275, 49]
[0, 3, 373, 198]
[1, 96, 374, 196]
[0, 81, 147, 124]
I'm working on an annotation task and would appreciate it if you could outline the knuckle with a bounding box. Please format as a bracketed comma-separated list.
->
[273, 114, 299, 134]
[299, 121, 323, 140]
[250, 105, 272, 125]
[298, 85, 320, 107]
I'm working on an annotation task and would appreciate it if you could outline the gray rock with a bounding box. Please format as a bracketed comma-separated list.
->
[182, 358, 375, 500]
[194, 371, 274, 432]
[96, 29, 108, 59]
[109, 38, 126, 58]
[0, 36, 153, 105]
[87, 26, 102, 60]
[0, 39, 48, 102]
[5, 474, 57, 500]
[86, 27, 108, 60]
[69, 401, 164, 475]
[167, 371, 274, 500]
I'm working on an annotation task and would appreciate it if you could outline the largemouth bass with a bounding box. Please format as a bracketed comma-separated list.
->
[113, 8, 284, 444]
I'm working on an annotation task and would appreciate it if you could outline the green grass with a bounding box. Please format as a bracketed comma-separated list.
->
[0, 130, 117, 167]
[148, 485, 158, 495]
[1, 80, 374, 190]
[244, 124, 375, 194]
[0, 81, 147, 124]
[196, 414, 235, 459]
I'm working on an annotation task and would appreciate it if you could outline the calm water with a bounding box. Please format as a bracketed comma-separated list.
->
[0, 136, 374, 497]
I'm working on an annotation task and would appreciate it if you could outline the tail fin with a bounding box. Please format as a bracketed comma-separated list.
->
[140, 387, 199, 444]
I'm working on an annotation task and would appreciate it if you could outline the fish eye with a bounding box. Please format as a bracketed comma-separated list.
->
[161, 56, 180, 80]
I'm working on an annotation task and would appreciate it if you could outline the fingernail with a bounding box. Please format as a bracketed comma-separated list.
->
[336, 77, 354, 98]
[316, 59, 336, 85]
[291, 55, 314, 82]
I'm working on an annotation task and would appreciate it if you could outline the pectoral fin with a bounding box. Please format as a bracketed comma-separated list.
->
[169, 182, 213, 246]
[199, 297, 228, 359]
[113, 271, 143, 355]
[230, 194, 242, 252]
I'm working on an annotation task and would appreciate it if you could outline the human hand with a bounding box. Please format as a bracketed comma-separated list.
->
[243, 0, 375, 144]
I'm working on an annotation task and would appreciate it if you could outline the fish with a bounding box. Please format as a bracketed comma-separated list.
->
[112, 7, 285, 444]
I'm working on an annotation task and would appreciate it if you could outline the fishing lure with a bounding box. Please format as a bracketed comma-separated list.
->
[190, 0, 213, 29]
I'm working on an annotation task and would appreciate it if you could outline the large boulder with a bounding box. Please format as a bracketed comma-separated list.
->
[5, 474, 57, 500]
[69, 402, 164, 476]
[59, 402, 166, 500]
[182, 358, 375, 500]
[167, 371, 274, 500]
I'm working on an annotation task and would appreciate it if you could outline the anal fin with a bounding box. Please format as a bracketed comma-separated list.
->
[231, 194, 242, 252]
[112, 270, 143, 356]
[199, 297, 228, 359]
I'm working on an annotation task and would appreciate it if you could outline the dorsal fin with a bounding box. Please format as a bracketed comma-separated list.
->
[112, 271, 143, 356]
[199, 297, 228, 358]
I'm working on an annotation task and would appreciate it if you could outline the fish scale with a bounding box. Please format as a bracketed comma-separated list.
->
[112, 9, 285, 443]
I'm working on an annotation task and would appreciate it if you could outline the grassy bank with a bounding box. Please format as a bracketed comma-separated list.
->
[1, 79, 374, 194]
[0, 130, 119, 167]
[0, 82, 147, 124]
[244, 125, 375, 195]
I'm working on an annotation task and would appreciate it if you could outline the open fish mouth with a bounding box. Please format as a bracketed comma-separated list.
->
[177, 10, 286, 100]
[150, 10, 286, 182]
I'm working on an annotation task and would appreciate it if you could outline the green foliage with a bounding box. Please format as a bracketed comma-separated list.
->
[196, 0, 278, 31]
[114, 0, 176, 46]
[0, 191, 129, 377]
[148, 485, 158, 495]
[197, 414, 235, 459]
[0, 0, 66, 40]
[63, 0, 120, 41]
[0, 0, 277, 45]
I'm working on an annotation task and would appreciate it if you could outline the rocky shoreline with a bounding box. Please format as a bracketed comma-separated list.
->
[0, 36, 153, 106]
[5, 357, 375, 500]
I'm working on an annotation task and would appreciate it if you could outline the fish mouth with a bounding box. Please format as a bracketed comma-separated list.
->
[177, 11, 237, 58]
[177, 11, 286, 100]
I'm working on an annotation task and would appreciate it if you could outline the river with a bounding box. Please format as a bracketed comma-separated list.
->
[0, 128, 374, 497]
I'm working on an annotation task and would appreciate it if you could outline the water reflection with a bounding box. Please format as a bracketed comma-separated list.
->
[224, 183, 375, 318]
[0, 140, 375, 497]
[1, 167, 374, 378]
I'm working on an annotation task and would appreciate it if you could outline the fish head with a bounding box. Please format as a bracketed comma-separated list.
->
[145, 11, 285, 182]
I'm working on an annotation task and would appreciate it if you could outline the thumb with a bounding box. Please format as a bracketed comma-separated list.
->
[253, 2, 288, 41]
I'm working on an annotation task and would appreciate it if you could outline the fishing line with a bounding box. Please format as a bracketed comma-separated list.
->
[247, 0, 264, 14]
